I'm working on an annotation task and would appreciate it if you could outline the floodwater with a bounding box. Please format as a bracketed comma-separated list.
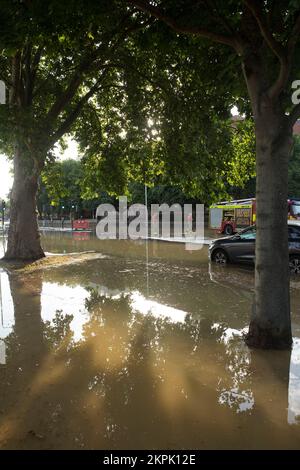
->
[0, 232, 300, 449]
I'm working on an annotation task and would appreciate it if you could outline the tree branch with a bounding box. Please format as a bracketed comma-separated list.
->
[127, 0, 240, 50]
[287, 10, 300, 58]
[27, 46, 43, 105]
[288, 104, 300, 128]
[9, 52, 22, 106]
[243, 0, 285, 60]
[242, 1, 300, 101]
[51, 70, 110, 143]
[46, 14, 152, 124]
[22, 42, 32, 106]
[268, 9, 300, 100]
[46, 55, 93, 122]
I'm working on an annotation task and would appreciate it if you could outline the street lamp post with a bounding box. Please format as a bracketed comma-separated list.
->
[70, 204, 75, 230]
[0, 200, 5, 231]
[61, 205, 65, 229]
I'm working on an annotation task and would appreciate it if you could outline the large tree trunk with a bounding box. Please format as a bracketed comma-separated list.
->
[3, 149, 45, 261]
[245, 109, 293, 349]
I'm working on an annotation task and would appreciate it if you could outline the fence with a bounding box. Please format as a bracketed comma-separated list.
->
[38, 219, 97, 231]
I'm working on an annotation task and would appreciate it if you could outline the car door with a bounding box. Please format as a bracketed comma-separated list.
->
[228, 227, 256, 263]
[288, 226, 300, 254]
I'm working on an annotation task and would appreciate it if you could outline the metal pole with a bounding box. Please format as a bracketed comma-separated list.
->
[0, 201, 4, 231]
[145, 184, 149, 297]
[0, 274, 3, 328]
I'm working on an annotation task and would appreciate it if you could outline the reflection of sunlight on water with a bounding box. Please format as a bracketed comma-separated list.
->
[288, 338, 300, 424]
[0, 340, 5, 364]
[0, 272, 14, 338]
[0, 270, 14, 365]
[41, 282, 90, 342]
[213, 323, 254, 414]
[89, 283, 125, 299]
[219, 387, 254, 413]
[130, 291, 187, 323]
[0, 236, 6, 259]
[212, 322, 248, 344]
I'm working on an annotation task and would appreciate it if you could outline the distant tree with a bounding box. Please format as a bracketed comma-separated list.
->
[128, 182, 193, 206]
[38, 159, 117, 217]
[42, 159, 83, 208]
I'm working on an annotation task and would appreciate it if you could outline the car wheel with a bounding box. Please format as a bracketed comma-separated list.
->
[289, 255, 300, 274]
[212, 249, 228, 265]
[224, 224, 233, 236]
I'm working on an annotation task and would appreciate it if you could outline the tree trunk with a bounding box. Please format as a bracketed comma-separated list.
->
[3, 149, 45, 261]
[245, 110, 293, 349]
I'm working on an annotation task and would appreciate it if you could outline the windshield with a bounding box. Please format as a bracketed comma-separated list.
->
[239, 227, 256, 240]
[291, 203, 300, 217]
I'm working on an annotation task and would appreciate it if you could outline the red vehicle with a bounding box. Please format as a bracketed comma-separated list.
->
[210, 198, 300, 235]
[73, 219, 90, 231]
[209, 199, 256, 235]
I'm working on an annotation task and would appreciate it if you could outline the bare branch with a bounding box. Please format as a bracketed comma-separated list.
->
[242, 1, 300, 101]
[22, 42, 33, 106]
[9, 52, 22, 106]
[203, 0, 236, 38]
[288, 103, 300, 128]
[269, 9, 300, 99]
[27, 46, 43, 104]
[127, 0, 240, 50]
[46, 55, 93, 122]
[243, 0, 285, 60]
[287, 11, 300, 58]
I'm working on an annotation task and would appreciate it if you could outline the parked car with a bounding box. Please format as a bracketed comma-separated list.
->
[209, 221, 300, 274]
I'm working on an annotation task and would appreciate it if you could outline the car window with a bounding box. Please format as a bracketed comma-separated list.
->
[288, 226, 300, 239]
[240, 228, 256, 240]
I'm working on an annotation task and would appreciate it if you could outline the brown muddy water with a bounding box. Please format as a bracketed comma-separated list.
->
[0, 232, 300, 449]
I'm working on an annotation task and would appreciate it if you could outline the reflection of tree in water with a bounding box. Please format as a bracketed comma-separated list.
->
[0, 277, 295, 449]
[82, 290, 204, 410]
[43, 311, 74, 351]
[4, 274, 74, 365]
[215, 324, 292, 428]
[217, 336, 254, 413]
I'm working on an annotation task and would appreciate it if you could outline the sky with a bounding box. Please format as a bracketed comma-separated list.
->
[0, 156, 13, 199]
[0, 139, 79, 200]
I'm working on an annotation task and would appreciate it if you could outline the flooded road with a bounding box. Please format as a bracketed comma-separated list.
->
[1, 232, 300, 449]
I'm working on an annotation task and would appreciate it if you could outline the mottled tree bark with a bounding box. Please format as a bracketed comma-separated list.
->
[3, 147, 45, 261]
[244, 65, 293, 349]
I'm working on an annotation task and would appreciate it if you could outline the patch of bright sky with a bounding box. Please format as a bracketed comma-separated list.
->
[0, 156, 13, 199]
[0, 137, 80, 199]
